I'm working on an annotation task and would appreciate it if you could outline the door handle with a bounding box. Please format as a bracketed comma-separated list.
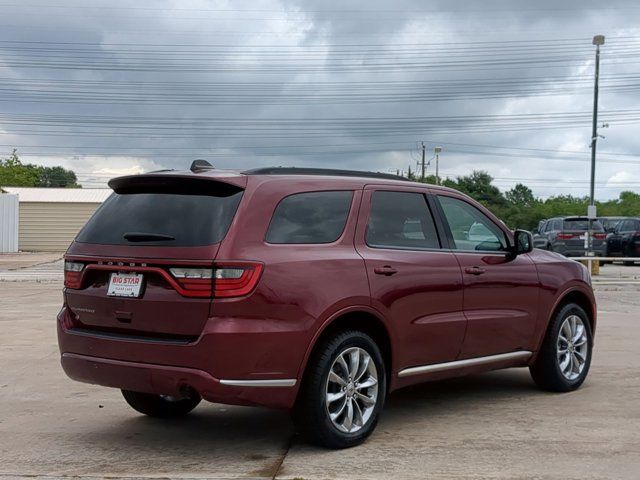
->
[374, 266, 398, 276]
[464, 266, 486, 276]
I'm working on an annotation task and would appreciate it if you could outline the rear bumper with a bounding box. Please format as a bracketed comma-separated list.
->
[57, 307, 303, 409]
[60, 353, 296, 408]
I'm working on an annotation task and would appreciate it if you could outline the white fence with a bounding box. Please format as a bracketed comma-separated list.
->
[0, 194, 19, 253]
[572, 256, 640, 285]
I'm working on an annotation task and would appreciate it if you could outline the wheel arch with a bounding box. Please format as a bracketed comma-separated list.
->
[551, 287, 597, 337]
[296, 307, 394, 394]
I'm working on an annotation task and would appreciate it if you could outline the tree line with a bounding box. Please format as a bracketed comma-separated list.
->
[0, 150, 80, 188]
[2, 149, 638, 231]
[407, 169, 640, 231]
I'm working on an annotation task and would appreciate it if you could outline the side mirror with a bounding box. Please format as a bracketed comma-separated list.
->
[513, 229, 533, 255]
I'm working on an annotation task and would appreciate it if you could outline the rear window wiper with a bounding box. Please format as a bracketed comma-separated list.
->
[123, 232, 175, 242]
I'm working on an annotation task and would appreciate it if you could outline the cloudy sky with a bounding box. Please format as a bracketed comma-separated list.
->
[1, 0, 639, 199]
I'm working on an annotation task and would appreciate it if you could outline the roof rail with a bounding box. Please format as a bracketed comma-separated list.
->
[190, 159, 215, 173]
[242, 166, 410, 182]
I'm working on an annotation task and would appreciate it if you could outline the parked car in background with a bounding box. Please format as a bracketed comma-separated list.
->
[599, 216, 628, 234]
[533, 216, 606, 256]
[605, 217, 640, 265]
[58, 166, 597, 449]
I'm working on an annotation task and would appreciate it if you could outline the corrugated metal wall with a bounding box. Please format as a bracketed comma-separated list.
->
[18, 202, 100, 251]
[0, 194, 19, 253]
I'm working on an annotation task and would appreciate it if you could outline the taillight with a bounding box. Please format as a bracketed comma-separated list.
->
[557, 233, 575, 240]
[169, 267, 213, 297]
[64, 261, 84, 289]
[213, 263, 263, 298]
[169, 262, 263, 298]
[593, 233, 606, 240]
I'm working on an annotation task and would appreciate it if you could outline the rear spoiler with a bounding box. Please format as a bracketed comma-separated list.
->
[108, 173, 246, 196]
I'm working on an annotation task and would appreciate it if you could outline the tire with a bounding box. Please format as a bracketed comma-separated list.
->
[293, 330, 387, 449]
[121, 390, 201, 418]
[530, 303, 593, 392]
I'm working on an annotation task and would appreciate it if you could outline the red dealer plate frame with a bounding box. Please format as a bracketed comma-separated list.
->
[107, 272, 144, 298]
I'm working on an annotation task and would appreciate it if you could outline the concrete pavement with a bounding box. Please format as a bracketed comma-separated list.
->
[0, 280, 638, 479]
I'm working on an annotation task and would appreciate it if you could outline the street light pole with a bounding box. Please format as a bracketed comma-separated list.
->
[588, 35, 604, 256]
[434, 146, 442, 185]
[420, 142, 426, 181]
[589, 35, 604, 207]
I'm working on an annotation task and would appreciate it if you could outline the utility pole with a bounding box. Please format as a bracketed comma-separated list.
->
[434, 146, 442, 185]
[588, 35, 605, 256]
[420, 142, 426, 181]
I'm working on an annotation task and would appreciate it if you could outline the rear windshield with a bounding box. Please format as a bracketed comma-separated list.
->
[563, 219, 604, 232]
[76, 188, 243, 246]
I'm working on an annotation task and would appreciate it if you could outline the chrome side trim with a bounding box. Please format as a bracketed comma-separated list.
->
[397, 351, 533, 378]
[219, 379, 297, 387]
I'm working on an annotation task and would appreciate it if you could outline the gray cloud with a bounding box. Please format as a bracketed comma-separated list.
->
[0, 0, 639, 199]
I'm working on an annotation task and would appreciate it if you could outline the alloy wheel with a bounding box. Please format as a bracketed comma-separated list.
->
[325, 347, 379, 433]
[557, 315, 589, 380]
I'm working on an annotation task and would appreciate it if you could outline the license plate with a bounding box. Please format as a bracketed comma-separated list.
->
[107, 272, 144, 298]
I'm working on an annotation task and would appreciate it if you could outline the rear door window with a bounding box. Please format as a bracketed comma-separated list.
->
[265, 191, 353, 244]
[366, 191, 440, 250]
[620, 220, 636, 232]
[76, 186, 243, 246]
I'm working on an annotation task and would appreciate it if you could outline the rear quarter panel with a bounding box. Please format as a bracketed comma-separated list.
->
[208, 177, 372, 381]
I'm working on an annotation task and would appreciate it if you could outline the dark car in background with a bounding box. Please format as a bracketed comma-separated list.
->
[533, 216, 606, 256]
[605, 217, 640, 264]
[599, 216, 627, 233]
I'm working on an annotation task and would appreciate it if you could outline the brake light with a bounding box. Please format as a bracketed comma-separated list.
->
[64, 261, 84, 289]
[557, 233, 575, 240]
[213, 263, 264, 298]
[593, 233, 606, 240]
[169, 262, 263, 298]
[169, 267, 213, 297]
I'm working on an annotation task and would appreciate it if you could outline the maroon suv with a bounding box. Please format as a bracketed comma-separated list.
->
[58, 165, 596, 448]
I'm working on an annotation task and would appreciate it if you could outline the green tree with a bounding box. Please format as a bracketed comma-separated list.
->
[452, 171, 506, 207]
[505, 183, 536, 208]
[37, 166, 79, 187]
[0, 149, 80, 188]
[0, 149, 40, 186]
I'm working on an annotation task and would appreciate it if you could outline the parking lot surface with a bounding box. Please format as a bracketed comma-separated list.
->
[1, 275, 639, 479]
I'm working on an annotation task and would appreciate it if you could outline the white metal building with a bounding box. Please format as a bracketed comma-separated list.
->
[0, 187, 112, 252]
[0, 193, 19, 253]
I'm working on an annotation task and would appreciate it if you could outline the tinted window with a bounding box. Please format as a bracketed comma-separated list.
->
[265, 191, 353, 244]
[76, 188, 243, 246]
[620, 220, 637, 232]
[438, 196, 507, 252]
[601, 218, 621, 231]
[366, 191, 440, 249]
[563, 219, 604, 232]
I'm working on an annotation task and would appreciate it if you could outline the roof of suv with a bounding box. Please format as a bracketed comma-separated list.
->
[109, 165, 457, 193]
[242, 166, 410, 182]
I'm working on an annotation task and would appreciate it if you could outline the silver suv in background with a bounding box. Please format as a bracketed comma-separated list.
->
[533, 216, 606, 256]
